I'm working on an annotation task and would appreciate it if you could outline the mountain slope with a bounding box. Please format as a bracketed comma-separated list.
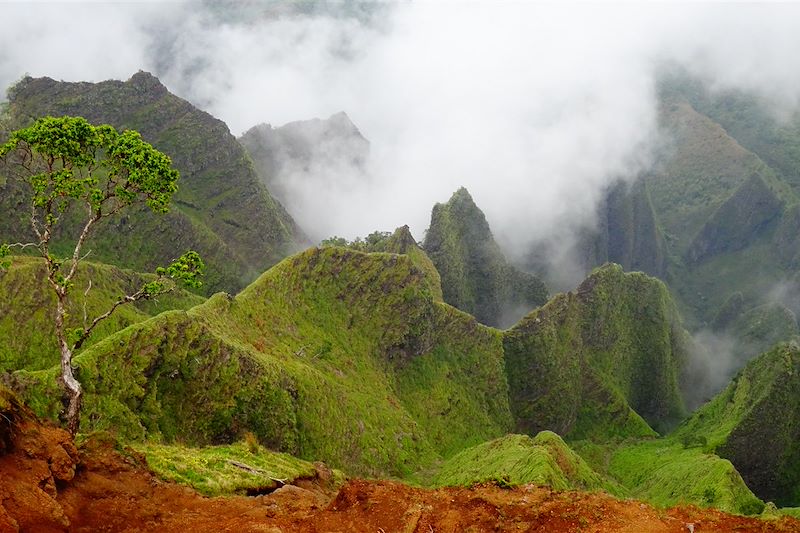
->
[433, 432, 615, 493]
[0, 257, 204, 373]
[0, 72, 306, 293]
[423, 188, 548, 328]
[12, 247, 511, 476]
[579, 179, 668, 279]
[673, 342, 800, 506]
[687, 172, 785, 264]
[504, 263, 690, 439]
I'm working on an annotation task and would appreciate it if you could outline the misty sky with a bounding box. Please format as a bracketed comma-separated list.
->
[3, 1, 800, 255]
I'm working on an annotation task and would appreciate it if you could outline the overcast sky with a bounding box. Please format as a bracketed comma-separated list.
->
[2, 2, 800, 258]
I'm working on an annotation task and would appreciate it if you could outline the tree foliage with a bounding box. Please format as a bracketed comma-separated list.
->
[320, 231, 393, 252]
[0, 115, 203, 434]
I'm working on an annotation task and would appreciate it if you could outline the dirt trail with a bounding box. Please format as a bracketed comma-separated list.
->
[1, 419, 799, 532]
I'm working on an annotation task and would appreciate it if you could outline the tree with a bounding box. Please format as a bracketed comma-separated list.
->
[0, 116, 203, 435]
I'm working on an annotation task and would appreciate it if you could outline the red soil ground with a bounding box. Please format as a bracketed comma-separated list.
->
[2, 418, 799, 533]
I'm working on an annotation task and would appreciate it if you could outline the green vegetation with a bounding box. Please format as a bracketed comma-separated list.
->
[578, 179, 667, 279]
[686, 172, 785, 264]
[423, 187, 548, 328]
[604, 438, 764, 515]
[504, 263, 688, 440]
[778, 508, 800, 519]
[322, 225, 443, 301]
[0, 72, 305, 295]
[133, 440, 324, 496]
[672, 343, 800, 506]
[647, 99, 770, 256]
[0, 115, 204, 434]
[0, 256, 203, 372]
[12, 247, 511, 476]
[644, 74, 800, 335]
[433, 432, 617, 493]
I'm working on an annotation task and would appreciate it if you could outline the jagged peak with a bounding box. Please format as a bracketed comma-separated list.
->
[449, 186, 474, 204]
[387, 225, 417, 252]
[128, 71, 167, 94]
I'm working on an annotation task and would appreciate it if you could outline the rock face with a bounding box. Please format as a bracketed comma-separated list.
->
[423, 188, 548, 328]
[0, 386, 79, 532]
[0, 72, 307, 293]
[675, 343, 800, 506]
[504, 264, 690, 440]
[577, 179, 667, 279]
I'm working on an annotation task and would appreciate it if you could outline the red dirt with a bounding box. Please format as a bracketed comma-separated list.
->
[1, 419, 799, 532]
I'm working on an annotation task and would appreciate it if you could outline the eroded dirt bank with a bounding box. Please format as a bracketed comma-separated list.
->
[1, 418, 799, 532]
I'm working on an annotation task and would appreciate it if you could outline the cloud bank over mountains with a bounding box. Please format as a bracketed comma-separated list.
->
[3, 2, 800, 250]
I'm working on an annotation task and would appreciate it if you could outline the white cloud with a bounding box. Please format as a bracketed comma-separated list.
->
[3, 2, 800, 256]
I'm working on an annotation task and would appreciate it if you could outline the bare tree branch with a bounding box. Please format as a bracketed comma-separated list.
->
[82, 279, 92, 330]
[65, 210, 100, 283]
[5, 242, 39, 251]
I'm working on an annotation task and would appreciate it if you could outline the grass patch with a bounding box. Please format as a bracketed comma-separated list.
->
[606, 438, 764, 515]
[133, 440, 323, 496]
[432, 432, 620, 494]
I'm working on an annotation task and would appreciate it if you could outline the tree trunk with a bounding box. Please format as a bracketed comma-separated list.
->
[56, 296, 82, 435]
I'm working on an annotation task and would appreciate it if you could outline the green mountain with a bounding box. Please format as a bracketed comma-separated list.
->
[595, 438, 764, 514]
[322, 225, 444, 301]
[647, 98, 771, 256]
[641, 76, 800, 332]
[504, 263, 690, 440]
[12, 247, 512, 476]
[6, 242, 780, 513]
[371, 225, 444, 301]
[0, 72, 306, 294]
[0, 257, 204, 373]
[673, 342, 800, 506]
[423, 187, 548, 328]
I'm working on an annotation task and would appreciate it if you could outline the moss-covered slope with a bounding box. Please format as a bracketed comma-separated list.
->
[423, 188, 548, 328]
[13, 247, 511, 477]
[673, 343, 800, 506]
[433, 432, 615, 493]
[0, 257, 204, 373]
[0, 72, 306, 293]
[647, 98, 770, 255]
[504, 264, 689, 440]
[600, 438, 764, 515]
[133, 440, 328, 497]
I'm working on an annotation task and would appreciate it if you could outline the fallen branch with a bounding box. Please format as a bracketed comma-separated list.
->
[226, 460, 287, 484]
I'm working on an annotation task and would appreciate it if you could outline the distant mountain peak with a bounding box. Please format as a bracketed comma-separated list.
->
[424, 187, 548, 328]
[128, 70, 166, 93]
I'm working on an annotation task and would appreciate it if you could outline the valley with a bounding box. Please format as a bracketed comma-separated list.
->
[3, 8, 800, 529]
